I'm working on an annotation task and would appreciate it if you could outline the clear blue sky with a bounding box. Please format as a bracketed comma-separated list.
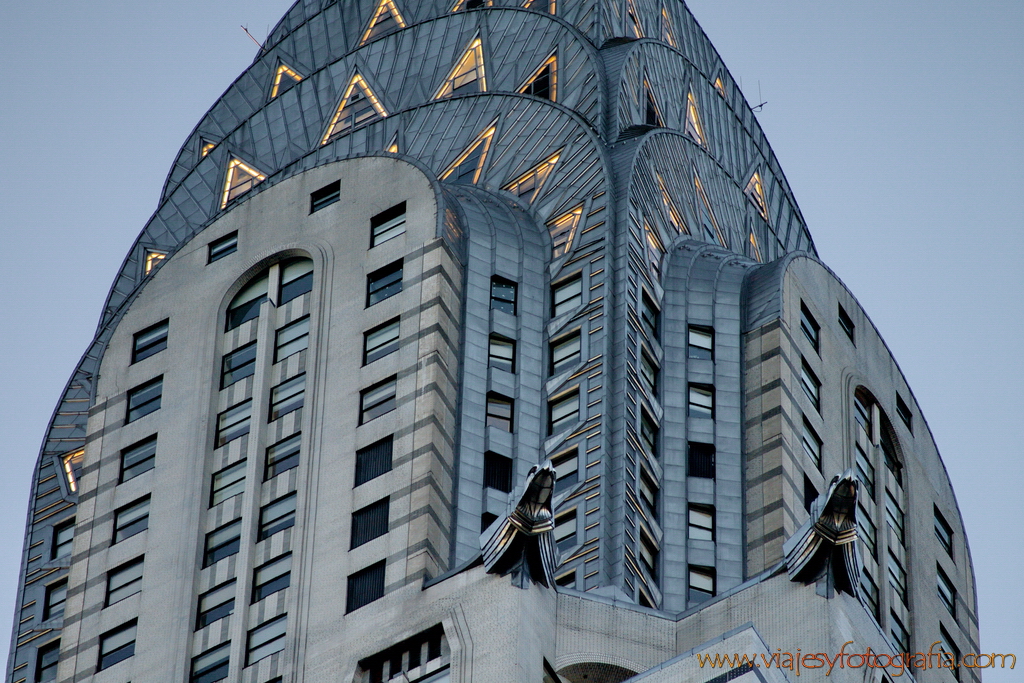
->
[1, 0, 1020, 676]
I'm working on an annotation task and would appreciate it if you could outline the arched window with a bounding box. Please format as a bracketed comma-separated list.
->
[225, 257, 313, 331]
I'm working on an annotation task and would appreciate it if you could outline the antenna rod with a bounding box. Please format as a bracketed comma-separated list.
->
[241, 25, 265, 52]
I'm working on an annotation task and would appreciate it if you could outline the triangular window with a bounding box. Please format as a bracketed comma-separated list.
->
[656, 173, 688, 234]
[714, 77, 727, 98]
[435, 37, 486, 98]
[644, 81, 663, 127]
[441, 124, 496, 184]
[661, 7, 676, 47]
[321, 72, 388, 144]
[748, 230, 763, 263]
[503, 151, 561, 203]
[693, 173, 727, 247]
[519, 53, 557, 101]
[549, 206, 583, 258]
[744, 171, 770, 222]
[221, 158, 267, 208]
[627, 0, 644, 37]
[144, 250, 167, 275]
[685, 93, 706, 146]
[361, 0, 407, 44]
[385, 133, 399, 154]
[270, 63, 303, 99]
[200, 140, 217, 158]
[523, 0, 556, 13]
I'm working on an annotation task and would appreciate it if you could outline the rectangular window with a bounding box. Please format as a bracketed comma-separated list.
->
[552, 448, 578, 494]
[688, 384, 714, 418]
[246, 614, 287, 665]
[216, 399, 252, 447]
[364, 318, 400, 365]
[113, 496, 150, 543]
[252, 554, 291, 602]
[802, 419, 822, 469]
[800, 303, 820, 352]
[855, 444, 876, 498]
[203, 519, 242, 567]
[688, 442, 715, 478]
[370, 202, 407, 247]
[885, 490, 905, 546]
[258, 493, 297, 541]
[132, 320, 169, 363]
[310, 180, 341, 213]
[190, 642, 231, 683]
[934, 507, 954, 558]
[274, 316, 309, 362]
[641, 291, 659, 340]
[800, 360, 821, 411]
[937, 565, 956, 617]
[687, 326, 713, 360]
[61, 450, 83, 493]
[279, 259, 313, 304]
[639, 529, 658, 579]
[484, 452, 514, 493]
[861, 569, 880, 619]
[208, 232, 238, 263]
[857, 506, 877, 559]
[220, 342, 257, 389]
[126, 376, 162, 422]
[554, 508, 577, 551]
[640, 410, 658, 456]
[688, 504, 715, 541]
[265, 433, 300, 480]
[889, 611, 910, 653]
[355, 436, 393, 486]
[347, 560, 386, 613]
[688, 565, 715, 604]
[43, 580, 67, 620]
[490, 276, 517, 314]
[548, 390, 579, 434]
[351, 498, 390, 549]
[488, 335, 516, 373]
[269, 374, 305, 421]
[52, 519, 74, 559]
[360, 377, 397, 424]
[888, 555, 907, 606]
[552, 275, 582, 317]
[120, 435, 157, 483]
[639, 468, 658, 515]
[367, 261, 403, 306]
[106, 557, 144, 606]
[803, 475, 818, 513]
[36, 640, 60, 683]
[896, 394, 913, 431]
[226, 278, 267, 330]
[938, 627, 961, 680]
[550, 332, 581, 375]
[196, 580, 235, 630]
[838, 303, 855, 342]
[98, 621, 137, 670]
[639, 350, 657, 396]
[210, 460, 247, 507]
[486, 393, 514, 431]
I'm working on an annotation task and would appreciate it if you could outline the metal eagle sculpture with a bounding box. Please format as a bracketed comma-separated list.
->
[480, 462, 559, 589]
[783, 470, 862, 598]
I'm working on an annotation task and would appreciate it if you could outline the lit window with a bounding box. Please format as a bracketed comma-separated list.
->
[488, 335, 516, 373]
[210, 460, 247, 507]
[554, 508, 577, 550]
[371, 202, 407, 247]
[802, 419, 822, 469]
[639, 528, 658, 578]
[486, 393, 514, 431]
[35, 640, 60, 683]
[896, 394, 913, 432]
[220, 342, 257, 389]
[855, 444, 876, 498]
[274, 316, 309, 362]
[360, 377, 397, 424]
[347, 561, 386, 612]
[43, 580, 67, 621]
[221, 157, 266, 209]
[550, 332, 581, 375]
[885, 490, 905, 546]
[190, 642, 231, 683]
[144, 249, 167, 275]
[549, 206, 583, 258]
[106, 557, 144, 606]
[714, 77, 727, 97]
[367, 261, 403, 306]
[748, 231, 763, 263]
[688, 505, 714, 541]
[52, 519, 74, 559]
[196, 581, 235, 630]
[269, 374, 305, 421]
[887, 555, 907, 606]
[279, 258, 313, 304]
[226, 274, 268, 330]
[660, 6, 676, 46]
[265, 433, 301, 480]
[126, 376, 162, 422]
[889, 611, 910, 653]
[490, 276, 517, 314]
[208, 232, 237, 263]
[216, 400, 252, 447]
[351, 498, 390, 548]
[937, 565, 956, 617]
[656, 173, 688, 234]
[934, 507, 954, 558]
[252, 554, 291, 602]
[484, 452, 514, 493]
[360, 0, 407, 44]
[552, 275, 583, 318]
[203, 519, 242, 567]
[113, 496, 150, 543]
[519, 53, 557, 101]
[688, 442, 715, 478]
[694, 173, 726, 246]
[441, 124, 496, 184]
[639, 468, 658, 515]
[640, 410, 658, 456]
[270, 62, 302, 99]
[434, 37, 486, 98]
[259, 493, 297, 541]
[644, 220, 665, 278]
[688, 384, 714, 418]
[322, 72, 388, 144]
[800, 303, 820, 352]
[861, 569, 880, 619]
[61, 449, 83, 493]
[132, 320, 169, 363]
[684, 93, 706, 146]
[744, 171, 770, 222]
[246, 614, 287, 665]
[626, 0, 644, 36]
[555, 571, 575, 589]
[688, 565, 715, 604]
[98, 621, 136, 670]
[800, 361, 821, 411]
[505, 150, 561, 203]
[310, 180, 340, 212]
[838, 303, 855, 342]
[641, 292, 659, 339]
[857, 506, 877, 559]
[355, 436, 393, 486]
[552, 448, 578, 494]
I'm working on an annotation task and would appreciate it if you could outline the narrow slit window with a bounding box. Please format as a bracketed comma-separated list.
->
[800, 303, 820, 352]
[554, 508, 577, 550]
[364, 319, 401, 365]
[800, 361, 821, 411]
[640, 410, 658, 456]
[838, 303, 856, 342]
[552, 448, 578, 494]
[639, 349, 658, 396]
[802, 419, 822, 469]
[937, 565, 956, 617]
[132, 320, 169, 363]
[934, 507, 954, 558]
[641, 291, 659, 339]
[371, 202, 407, 247]
[639, 468, 658, 515]
[857, 506, 877, 559]
[896, 394, 913, 432]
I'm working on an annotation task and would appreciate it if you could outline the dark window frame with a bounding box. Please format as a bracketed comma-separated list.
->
[43, 579, 68, 621]
[190, 641, 231, 683]
[490, 276, 518, 315]
[351, 497, 390, 549]
[105, 556, 145, 607]
[687, 442, 715, 478]
[355, 436, 394, 486]
[120, 435, 157, 483]
[264, 433, 301, 480]
[346, 560, 386, 613]
[487, 334, 516, 373]
[800, 302, 820, 352]
[126, 376, 163, 423]
[132, 319, 169, 363]
[220, 341, 258, 389]
[550, 331, 581, 375]
[258, 493, 297, 541]
[687, 326, 713, 360]
[359, 376, 398, 425]
[366, 260, 404, 307]
[203, 519, 242, 567]
[252, 554, 292, 602]
[113, 496, 150, 544]
[551, 274, 583, 318]
[838, 303, 856, 343]
[98, 620, 137, 671]
[485, 392, 514, 432]
[310, 180, 341, 213]
[370, 202, 407, 247]
[363, 318, 401, 365]
[208, 232, 238, 263]
[274, 316, 310, 363]
[483, 452, 514, 493]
